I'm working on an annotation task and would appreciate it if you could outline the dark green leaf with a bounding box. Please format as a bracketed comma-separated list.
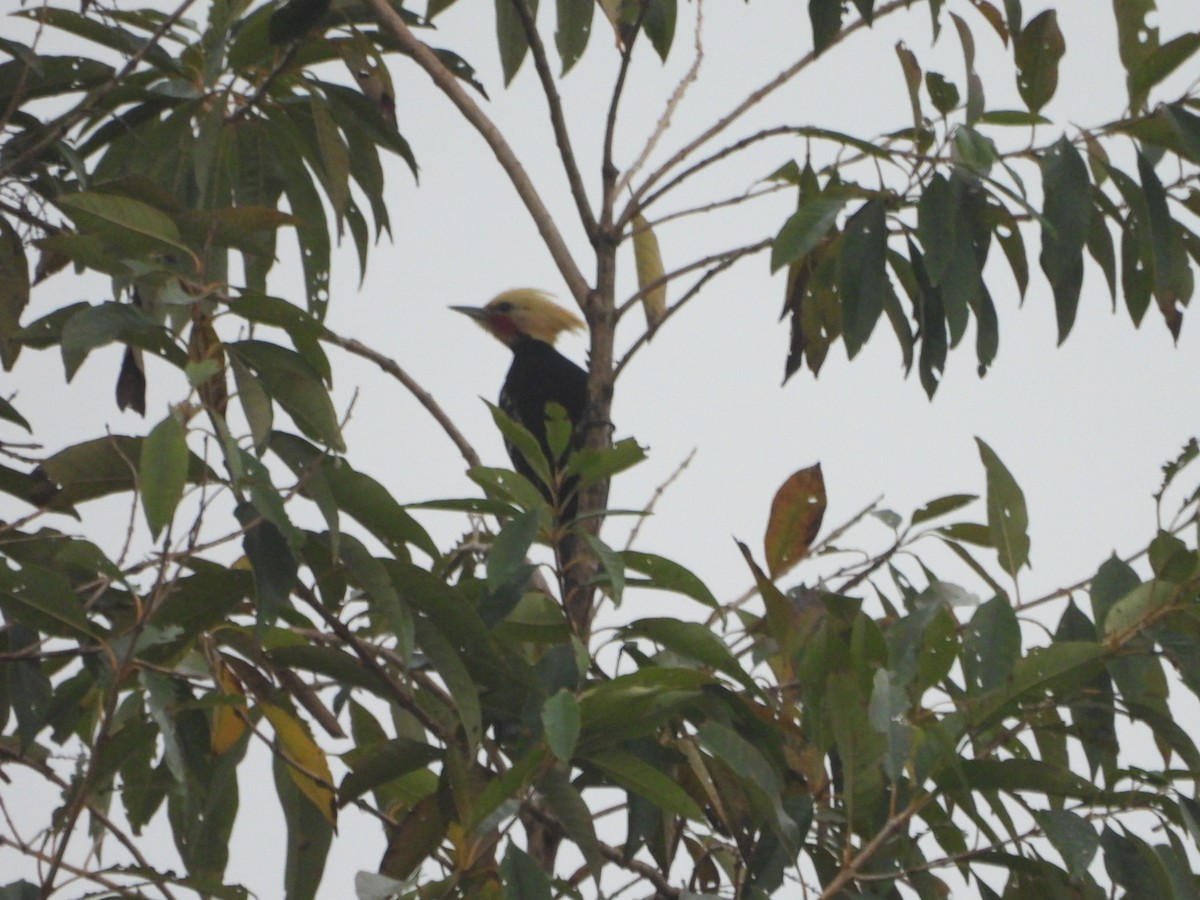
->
[1129, 32, 1200, 112]
[620, 550, 718, 608]
[642, 0, 677, 61]
[1137, 152, 1184, 338]
[501, 842, 552, 900]
[273, 751, 333, 900]
[228, 341, 344, 451]
[564, 437, 646, 484]
[1101, 827, 1170, 898]
[926, 72, 959, 115]
[496, 0, 537, 85]
[623, 617, 756, 692]
[1014, 10, 1064, 113]
[0, 217, 29, 371]
[1039, 137, 1091, 343]
[340, 738, 440, 803]
[583, 749, 705, 820]
[235, 501, 298, 632]
[59, 301, 187, 381]
[912, 493, 978, 524]
[809, 0, 844, 56]
[963, 596, 1019, 692]
[771, 196, 847, 272]
[838, 198, 888, 358]
[555, 0, 593, 74]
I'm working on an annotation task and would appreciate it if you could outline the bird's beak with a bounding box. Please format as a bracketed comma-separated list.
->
[450, 305, 488, 322]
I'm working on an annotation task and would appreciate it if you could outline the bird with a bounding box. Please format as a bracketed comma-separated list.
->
[452, 289, 588, 520]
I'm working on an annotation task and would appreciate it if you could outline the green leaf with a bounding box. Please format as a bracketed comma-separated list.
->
[340, 738, 440, 804]
[0, 216, 29, 371]
[5, 624, 52, 748]
[235, 501, 298, 632]
[1101, 827, 1171, 898]
[976, 438, 1029, 576]
[488, 508, 543, 594]
[538, 766, 602, 874]
[0, 395, 29, 432]
[38, 434, 214, 511]
[911, 493, 977, 524]
[496, 0, 537, 85]
[620, 550, 718, 609]
[1129, 32, 1200, 112]
[59, 301, 187, 381]
[771, 196, 848, 272]
[1039, 137, 1091, 343]
[542, 689, 581, 762]
[1014, 10, 1064, 113]
[489, 402, 550, 487]
[564, 437, 646, 484]
[227, 341, 344, 451]
[963, 596, 1019, 692]
[1137, 151, 1184, 339]
[839, 199, 888, 357]
[53, 191, 195, 262]
[501, 842, 551, 900]
[642, 0, 677, 61]
[808, 0, 844, 56]
[140, 412, 188, 540]
[583, 749, 705, 820]
[623, 617, 756, 692]
[273, 751, 333, 900]
[925, 71, 960, 115]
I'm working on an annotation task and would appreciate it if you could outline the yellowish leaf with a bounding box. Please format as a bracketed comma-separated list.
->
[210, 659, 248, 756]
[632, 214, 667, 334]
[260, 701, 338, 828]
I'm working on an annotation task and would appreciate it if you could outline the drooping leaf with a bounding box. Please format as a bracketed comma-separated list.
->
[0, 217, 29, 371]
[764, 463, 826, 579]
[1014, 10, 1064, 113]
[555, 0, 594, 74]
[838, 198, 888, 357]
[771, 196, 848, 272]
[1039, 137, 1091, 344]
[227, 341, 344, 451]
[632, 214, 667, 333]
[235, 501, 299, 632]
[809, 0, 844, 56]
[140, 412, 189, 540]
[542, 689, 581, 762]
[496, 0, 538, 85]
[501, 842, 552, 900]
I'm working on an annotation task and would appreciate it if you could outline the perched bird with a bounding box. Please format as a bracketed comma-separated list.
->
[452, 289, 588, 518]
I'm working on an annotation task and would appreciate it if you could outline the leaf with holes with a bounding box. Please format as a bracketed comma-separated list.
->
[764, 463, 827, 579]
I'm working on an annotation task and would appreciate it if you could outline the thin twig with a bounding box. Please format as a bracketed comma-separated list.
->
[613, 0, 706, 200]
[508, 0, 597, 240]
[624, 448, 696, 550]
[614, 237, 772, 378]
[364, 0, 590, 308]
[629, 0, 916, 212]
[321, 329, 481, 469]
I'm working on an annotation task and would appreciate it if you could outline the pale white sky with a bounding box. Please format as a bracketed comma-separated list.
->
[3, 0, 1198, 895]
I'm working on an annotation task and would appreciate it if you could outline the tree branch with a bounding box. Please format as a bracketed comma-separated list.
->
[364, 0, 590, 308]
[628, 0, 917, 213]
[321, 328, 481, 469]
[508, 0, 598, 241]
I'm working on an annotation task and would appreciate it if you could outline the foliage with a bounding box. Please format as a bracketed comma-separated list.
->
[0, 0, 1199, 898]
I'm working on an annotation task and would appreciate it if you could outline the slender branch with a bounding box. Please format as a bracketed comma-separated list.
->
[322, 329, 481, 469]
[364, 0, 590, 308]
[612, 0, 706, 201]
[614, 237, 772, 377]
[599, 8, 644, 237]
[508, 0, 597, 240]
[629, 0, 917, 211]
[819, 793, 935, 899]
[623, 448, 696, 550]
[0, 0, 203, 180]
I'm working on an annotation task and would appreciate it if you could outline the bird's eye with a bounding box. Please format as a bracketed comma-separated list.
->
[494, 301, 514, 313]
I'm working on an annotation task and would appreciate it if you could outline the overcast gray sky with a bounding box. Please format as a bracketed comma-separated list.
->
[3, 0, 1198, 894]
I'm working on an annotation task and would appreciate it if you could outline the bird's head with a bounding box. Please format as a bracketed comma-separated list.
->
[452, 289, 584, 348]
